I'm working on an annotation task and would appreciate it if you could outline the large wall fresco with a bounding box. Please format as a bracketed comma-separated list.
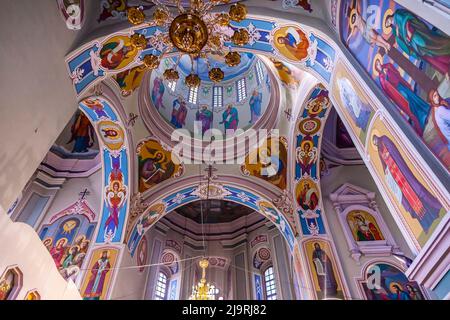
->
[39, 200, 96, 283]
[66, 17, 336, 96]
[80, 247, 119, 300]
[294, 85, 333, 235]
[340, 0, 450, 170]
[241, 136, 288, 190]
[79, 98, 130, 244]
[303, 239, 346, 300]
[367, 114, 448, 248]
[332, 59, 376, 148]
[137, 138, 184, 193]
[358, 263, 425, 300]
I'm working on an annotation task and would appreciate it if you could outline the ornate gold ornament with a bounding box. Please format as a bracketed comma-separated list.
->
[163, 68, 180, 81]
[229, 2, 247, 22]
[143, 54, 160, 69]
[169, 13, 209, 54]
[130, 33, 148, 50]
[208, 67, 224, 83]
[126, 0, 249, 86]
[231, 28, 250, 46]
[185, 73, 201, 88]
[127, 7, 146, 25]
[225, 51, 241, 67]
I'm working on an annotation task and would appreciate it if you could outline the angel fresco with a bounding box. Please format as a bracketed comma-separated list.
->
[104, 180, 126, 240]
[296, 139, 317, 175]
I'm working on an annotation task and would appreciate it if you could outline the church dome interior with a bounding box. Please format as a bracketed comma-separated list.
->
[0, 0, 449, 305]
[148, 53, 272, 136]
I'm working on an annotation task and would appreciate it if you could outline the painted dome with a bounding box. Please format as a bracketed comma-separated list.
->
[148, 53, 272, 137]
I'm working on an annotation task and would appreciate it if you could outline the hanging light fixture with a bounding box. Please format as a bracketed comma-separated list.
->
[126, 0, 249, 87]
[189, 258, 219, 300]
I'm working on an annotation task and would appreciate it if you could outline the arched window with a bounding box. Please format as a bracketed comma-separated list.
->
[168, 80, 177, 92]
[188, 86, 199, 104]
[236, 78, 247, 102]
[255, 60, 265, 85]
[263, 266, 277, 300]
[213, 86, 223, 109]
[154, 271, 168, 300]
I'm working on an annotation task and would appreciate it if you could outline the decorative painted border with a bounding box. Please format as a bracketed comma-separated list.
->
[78, 97, 130, 244]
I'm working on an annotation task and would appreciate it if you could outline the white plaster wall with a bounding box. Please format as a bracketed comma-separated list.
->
[37, 169, 102, 229]
[0, 0, 82, 211]
[0, 208, 81, 300]
[321, 165, 415, 300]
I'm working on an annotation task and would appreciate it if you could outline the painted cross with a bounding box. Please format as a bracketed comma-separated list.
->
[78, 188, 90, 200]
[284, 108, 292, 121]
[204, 165, 217, 181]
[127, 112, 139, 127]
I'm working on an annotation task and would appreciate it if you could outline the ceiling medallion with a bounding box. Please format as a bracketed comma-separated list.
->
[127, 0, 249, 87]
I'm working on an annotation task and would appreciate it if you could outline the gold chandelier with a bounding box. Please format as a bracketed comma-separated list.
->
[189, 258, 219, 300]
[127, 0, 249, 88]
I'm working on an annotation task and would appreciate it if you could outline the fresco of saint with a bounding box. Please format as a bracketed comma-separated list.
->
[374, 59, 430, 135]
[311, 242, 339, 298]
[99, 36, 136, 71]
[297, 179, 319, 212]
[67, 112, 95, 153]
[83, 250, 111, 300]
[428, 88, 450, 150]
[137, 140, 180, 193]
[337, 77, 372, 132]
[274, 27, 309, 61]
[195, 105, 213, 136]
[372, 134, 442, 233]
[384, 9, 450, 75]
[220, 104, 239, 132]
[362, 263, 424, 300]
[0, 271, 15, 300]
[340, 0, 450, 169]
[151, 77, 165, 110]
[347, 211, 384, 241]
[115, 65, 146, 97]
[171, 97, 187, 129]
[249, 89, 263, 124]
